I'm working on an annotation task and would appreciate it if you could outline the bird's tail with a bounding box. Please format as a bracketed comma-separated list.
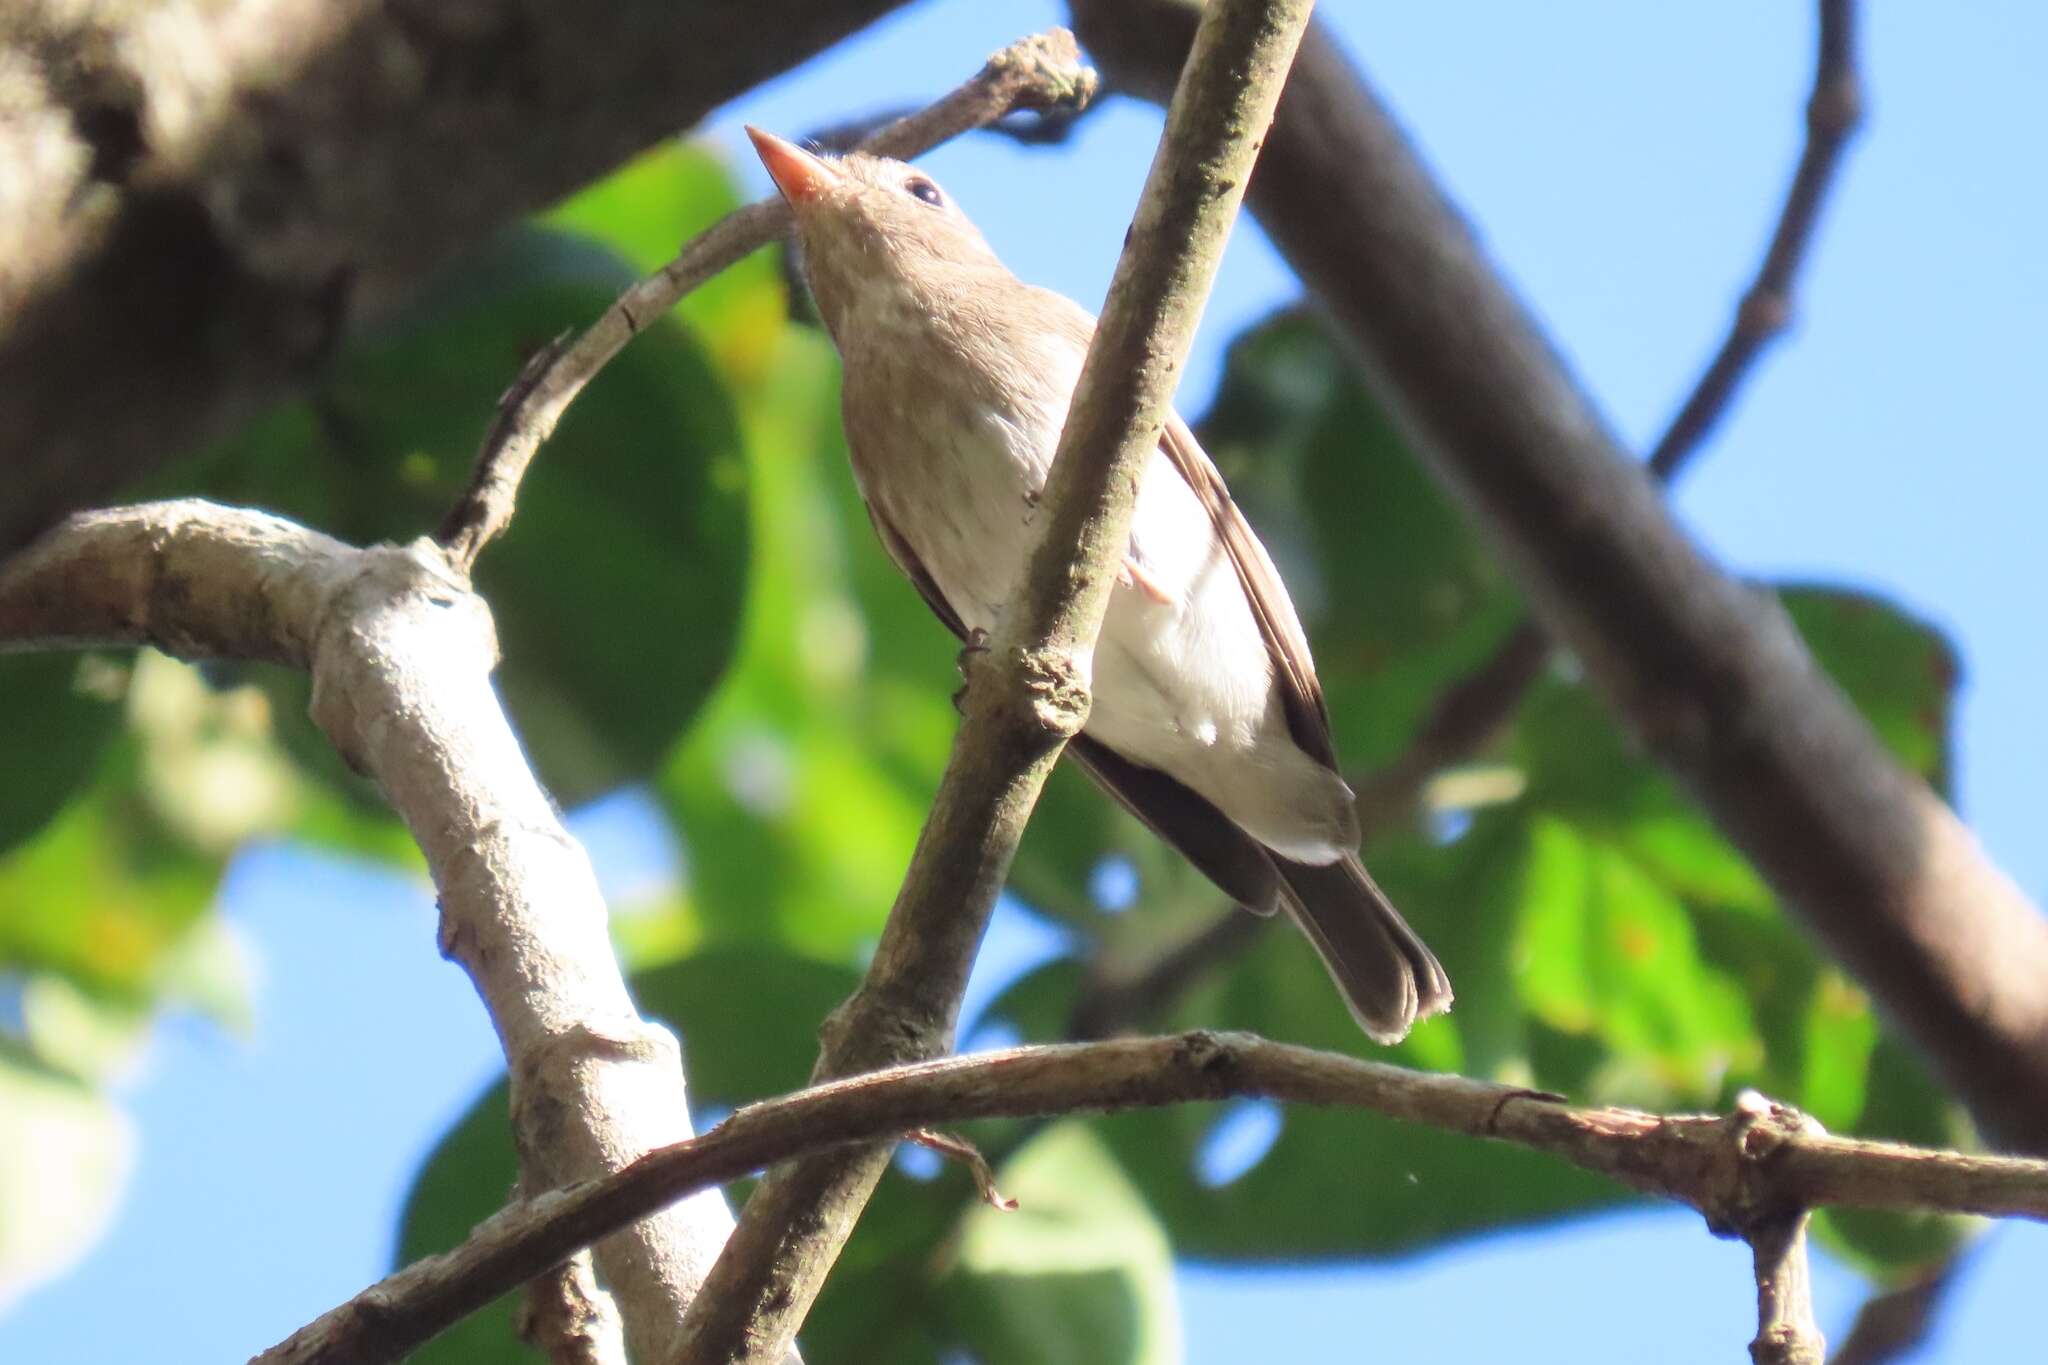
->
[1274, 853, 1452, 1044]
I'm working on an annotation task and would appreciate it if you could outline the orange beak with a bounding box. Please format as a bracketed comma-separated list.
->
[746, 126, 838, 205]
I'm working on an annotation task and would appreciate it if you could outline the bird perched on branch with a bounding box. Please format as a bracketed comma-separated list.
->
[747, 127, 1451, 1043]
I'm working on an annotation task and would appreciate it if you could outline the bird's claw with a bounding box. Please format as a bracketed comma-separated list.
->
[953, 628, 991, 714]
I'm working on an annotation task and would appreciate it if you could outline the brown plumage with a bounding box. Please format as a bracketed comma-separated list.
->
[748, 127, 1451, 1042]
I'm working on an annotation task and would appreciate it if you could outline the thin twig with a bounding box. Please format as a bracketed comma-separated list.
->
[667, 6, 1317, 1362]
[1650, 0, 1862, 479]
[432, 28, 1099, 572]
[1750, 1214, 1827, 1365]
[258, 1030, 2048, 1365]
[909, 1129, 1018, 1210]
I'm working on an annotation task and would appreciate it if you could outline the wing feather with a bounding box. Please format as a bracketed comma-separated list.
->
[861, 495, 1283, 915]
[1155, 411, 1340, 771]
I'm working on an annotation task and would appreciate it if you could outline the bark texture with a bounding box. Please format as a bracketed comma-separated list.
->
[0, 0, 911, 557]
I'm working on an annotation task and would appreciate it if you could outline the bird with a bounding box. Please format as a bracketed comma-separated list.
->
[746, 126, 1451, 1043]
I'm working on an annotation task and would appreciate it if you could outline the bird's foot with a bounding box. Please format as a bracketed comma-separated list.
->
[953, 627, 991, 714]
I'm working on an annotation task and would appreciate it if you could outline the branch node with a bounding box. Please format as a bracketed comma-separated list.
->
[1003, 644, 1092, 740]
[1698, 1091, 1825, 1239]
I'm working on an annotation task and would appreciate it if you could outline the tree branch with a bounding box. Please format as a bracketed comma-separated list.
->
[1069, 0, 2048, 1152]
[1, 0, 920, 562]
[1827, 1260, 1957, 1365]
[1749, 1212, 1826, 1365]
[435, 28, 1101, 571]
[666, 5, 1318, 1361]
[264, 1031, 2048, 1365]
[0, 500, 729, 1362]
[1069, 0, 1864, 1035]
[1650, 0, 1862, 480]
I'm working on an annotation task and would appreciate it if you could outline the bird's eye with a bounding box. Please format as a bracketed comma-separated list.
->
[903, 176, 945, 208]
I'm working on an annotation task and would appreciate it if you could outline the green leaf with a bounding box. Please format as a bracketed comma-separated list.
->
[631, 946, 861, 1106]
[661, 332, 955, 954]
[1512, 814, 1756, 1097]
[941, 1122, 1181, 1365]
[545, 139, 788, 388]
[0, 655, 123, 855]
[172, 226, 749, 805]
[1815, 1036, 1977, 1276]
[0, 783, 219, 1003]
[394, 1073, 523, 1365]
[1781, 586, 1956, 791]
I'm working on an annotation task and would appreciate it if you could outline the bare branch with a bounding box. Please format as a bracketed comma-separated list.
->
[0, 500, 731, 1362]
[1071, 0, 2048, 1152]
[908, 1129, 1018, 1211]
[434, 28, 1100, 571]
[668, 6, 1317, 1361]
[265, 1031, 2048, 1365]
[1750, 1213, 1826, 1365]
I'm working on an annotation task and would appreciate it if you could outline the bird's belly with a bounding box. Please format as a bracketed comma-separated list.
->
[859, 386, 1057, 629]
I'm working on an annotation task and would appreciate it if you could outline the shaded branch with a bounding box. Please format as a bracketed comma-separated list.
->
[1, 0, 921, 562]
[0, 500, 731, 1363]
[667, 5, 1318, 1362]
[1828, 1261, 1958, 1365]
[265, 1032, 2048, 1365]
[435, 28, 1100, 571]
[1070, 0, 2048, 1153]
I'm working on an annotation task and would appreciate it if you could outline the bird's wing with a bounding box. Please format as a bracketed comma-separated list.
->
[861, 495, 1283, 916]
[1155, 411, 1341, 772]
[1026, 285, 1339, 772]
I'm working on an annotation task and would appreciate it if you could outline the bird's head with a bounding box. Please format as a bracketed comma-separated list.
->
[745, 126, 1009, 335]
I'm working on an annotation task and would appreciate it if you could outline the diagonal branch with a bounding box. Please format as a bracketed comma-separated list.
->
[264, 1032, 2048, 1365]
[666, 5, 1318, 1362]
[1070, 1, 2048, 1154]
[0, 500, 729, 1362]
[434, 29, 1099, 572]
[1071, 0, 1864, 1034]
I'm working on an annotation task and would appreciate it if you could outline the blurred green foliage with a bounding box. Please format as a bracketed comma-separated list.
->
[1, 139, 1977, 1350]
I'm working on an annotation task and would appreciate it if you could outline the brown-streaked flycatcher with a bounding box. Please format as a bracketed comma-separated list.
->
[748, 127, 1451, 1042]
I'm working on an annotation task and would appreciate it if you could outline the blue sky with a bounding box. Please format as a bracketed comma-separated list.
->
[9, 1, 2047, 1360]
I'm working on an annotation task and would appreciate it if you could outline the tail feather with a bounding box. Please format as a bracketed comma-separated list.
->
[1274, 853, 1452, 1044]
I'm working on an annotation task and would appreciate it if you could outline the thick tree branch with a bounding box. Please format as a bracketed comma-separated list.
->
[436, 28, 1101, 571]
[0, 0, 917, 561]
[0, 500, 729, 1362]
[1070, 0, 2048, 1152]
[266, 1032, 2048, 1365]
[667, 5, 1317, 1362]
